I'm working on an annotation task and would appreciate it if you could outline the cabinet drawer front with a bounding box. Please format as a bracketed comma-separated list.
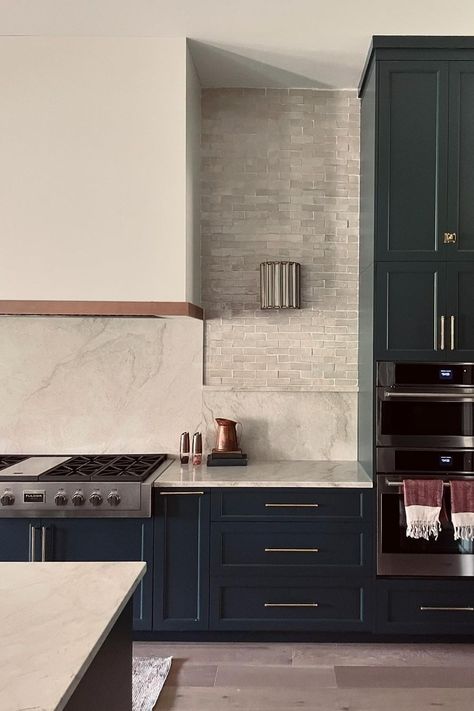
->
[211, 523, 367, 575]
[377, 582, 474, 633]
[210, 577, 371, 631]
[211, 488, 366, 522]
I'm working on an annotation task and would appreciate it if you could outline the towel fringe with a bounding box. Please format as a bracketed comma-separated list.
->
[454, 524, 474, 541]
[406, 521, 441, 541]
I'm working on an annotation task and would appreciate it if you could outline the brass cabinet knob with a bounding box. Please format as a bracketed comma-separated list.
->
[443, 232, 457, 244]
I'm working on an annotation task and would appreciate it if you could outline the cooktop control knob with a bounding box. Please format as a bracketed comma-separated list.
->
[107, 491, 121, 507]
[0, 492, 14, 506]
[72, 491, 85, 507]
[54, 491, 68, 506]
[89, 491, 103, 507]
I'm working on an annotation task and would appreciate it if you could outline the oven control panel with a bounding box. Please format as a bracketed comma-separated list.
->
[0, 482, 142, 516]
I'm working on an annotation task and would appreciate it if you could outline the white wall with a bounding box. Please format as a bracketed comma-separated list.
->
[0, 37, 191, 302]
[185, 45, 202, 305]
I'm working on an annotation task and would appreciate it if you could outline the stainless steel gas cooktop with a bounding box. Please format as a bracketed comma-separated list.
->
[0, 454, 169, 518]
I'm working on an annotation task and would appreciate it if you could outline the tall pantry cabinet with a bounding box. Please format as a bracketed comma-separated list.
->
[358, 37, 474, 472]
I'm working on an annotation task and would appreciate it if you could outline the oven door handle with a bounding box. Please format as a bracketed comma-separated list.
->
[384, 391, 474, 402]
[385, 479, 452, 488]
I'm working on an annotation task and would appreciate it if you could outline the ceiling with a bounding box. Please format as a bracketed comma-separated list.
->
[2, 0, 474, 87]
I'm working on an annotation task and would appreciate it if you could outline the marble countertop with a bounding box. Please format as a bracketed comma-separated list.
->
[0, 561, 145, 711]
[154, 459, 373, 488]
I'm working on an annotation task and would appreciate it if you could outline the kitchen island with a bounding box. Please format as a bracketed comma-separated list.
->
[0, 561, 145, 711]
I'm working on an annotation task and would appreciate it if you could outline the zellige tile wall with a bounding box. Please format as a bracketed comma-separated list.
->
[201, 88, 360, 391]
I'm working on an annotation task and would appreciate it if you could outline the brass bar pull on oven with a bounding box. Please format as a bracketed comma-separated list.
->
[420, 606, 474, 612]
[264, 603, 319, 608]
[450, 315, 455, 351]
[440, 315, 445, 350]
[265, 503, 319, 508]
[264, 547, 319, 553]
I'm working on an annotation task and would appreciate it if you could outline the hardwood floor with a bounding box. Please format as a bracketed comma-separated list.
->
[133, 641, 474, 710]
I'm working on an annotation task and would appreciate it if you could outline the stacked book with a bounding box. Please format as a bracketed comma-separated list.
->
[207, 451, 248, 467]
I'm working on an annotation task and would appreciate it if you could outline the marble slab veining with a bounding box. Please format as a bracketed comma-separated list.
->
[0, 561, 145, 711]
[202, 389, 357, 460]
[0, 316, 203, 455]
[154, 459, 373, 488]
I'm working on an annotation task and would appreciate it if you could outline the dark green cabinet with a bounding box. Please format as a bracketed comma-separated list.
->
[447, 63, 474, 258]
[376, 579, 474, 634]
[153, 489, 210, 631]
[375, 261, 474, 360]
[375, 262, 446, 360]
[376, 58, 474, 262]
[446, 262, 474, 358]
[0, 519, 36, 561]
[376, 61, 448, 261]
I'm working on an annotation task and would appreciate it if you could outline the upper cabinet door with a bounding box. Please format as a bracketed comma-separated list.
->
[446, 262, 474, 359]
[446, 63, 474, 259]
[375, 262, 447, 361]
[376, 61, 449, 261]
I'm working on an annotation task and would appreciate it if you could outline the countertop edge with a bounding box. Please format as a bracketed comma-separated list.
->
[153, 460, 374, 489]
[56, 561, 146, 711]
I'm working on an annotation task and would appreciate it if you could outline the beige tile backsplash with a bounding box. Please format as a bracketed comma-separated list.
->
[201, 88, 360, 391]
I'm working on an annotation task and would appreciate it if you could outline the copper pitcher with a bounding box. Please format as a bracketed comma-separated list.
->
[214, 418, 242, 453]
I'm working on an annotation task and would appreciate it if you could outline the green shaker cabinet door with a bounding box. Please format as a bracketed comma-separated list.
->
[447, 63, 474, 259]
[375, 262, 447, 361]
[446, 262, 474, 358]
[376, 61, 449, 260]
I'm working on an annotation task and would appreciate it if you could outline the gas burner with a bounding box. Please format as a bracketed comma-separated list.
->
[38, 454, 167, 482]
[0, 456, 28, 472]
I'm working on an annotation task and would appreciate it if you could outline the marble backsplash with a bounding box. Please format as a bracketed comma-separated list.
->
[203, 389, 356, 460]
[0, 316, 203, 455]
[0, 316, 356, 459]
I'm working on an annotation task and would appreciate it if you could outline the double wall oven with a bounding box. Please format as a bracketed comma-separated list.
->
[377, 362, 474, 577]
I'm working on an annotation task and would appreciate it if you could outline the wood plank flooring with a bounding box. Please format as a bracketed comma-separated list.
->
[133, 641, 474, 710]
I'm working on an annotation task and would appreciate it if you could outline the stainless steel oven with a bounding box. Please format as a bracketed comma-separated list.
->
[377, 362, 474, 448]
[377, 470, 474, 577]
[377, 446, 474, 576]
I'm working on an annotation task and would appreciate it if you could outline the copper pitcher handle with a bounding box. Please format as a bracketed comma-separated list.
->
[236, 421, 243, 446]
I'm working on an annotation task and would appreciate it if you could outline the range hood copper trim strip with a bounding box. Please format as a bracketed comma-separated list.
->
[0, 300, 204, 320]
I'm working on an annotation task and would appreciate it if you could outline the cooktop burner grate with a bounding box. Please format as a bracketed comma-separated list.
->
[38, 454, 167, 482]
[0, 456, 29, 472]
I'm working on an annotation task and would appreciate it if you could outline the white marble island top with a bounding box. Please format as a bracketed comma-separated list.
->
[154, 460, 373, 488]
[0, 561, 145, 711]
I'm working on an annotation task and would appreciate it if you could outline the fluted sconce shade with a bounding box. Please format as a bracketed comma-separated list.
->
[260, 261, 301, 309]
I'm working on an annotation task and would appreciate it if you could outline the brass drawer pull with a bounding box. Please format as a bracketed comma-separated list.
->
[159, 491, 204, 496]
[265, 503, 319, 508]
[264, 547, 319, 553]
[264, 602, 319, 608]
[420, 606, 474, 612]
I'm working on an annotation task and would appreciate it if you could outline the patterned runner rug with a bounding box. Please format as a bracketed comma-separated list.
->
[133, 656, 172, 710]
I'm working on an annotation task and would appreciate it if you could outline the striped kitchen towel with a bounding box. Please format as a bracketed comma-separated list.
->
[451, 480, 474, 541]
[403, 479, 443, 540]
